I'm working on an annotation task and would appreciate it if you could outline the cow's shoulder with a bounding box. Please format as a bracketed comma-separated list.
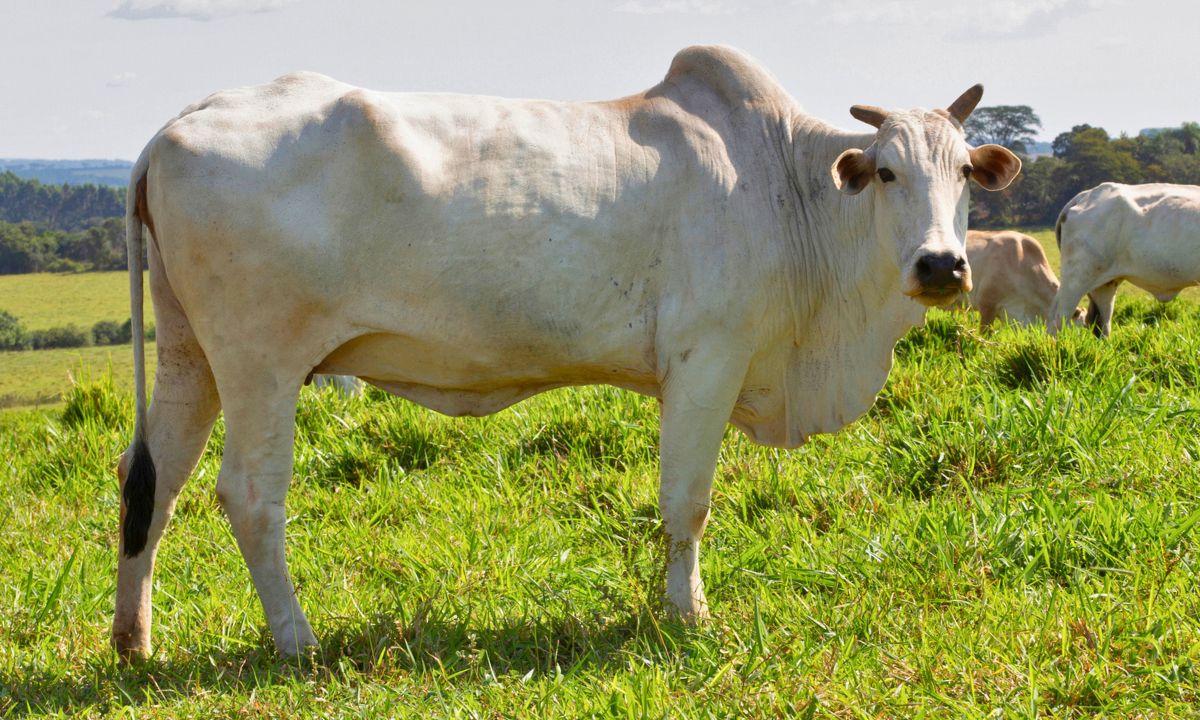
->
[662, 45, 790, 110]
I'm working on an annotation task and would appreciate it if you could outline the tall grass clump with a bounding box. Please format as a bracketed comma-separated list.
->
[60, 369, 129, 430]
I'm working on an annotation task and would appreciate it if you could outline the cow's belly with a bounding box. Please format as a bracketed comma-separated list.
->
[312, 329, 660, 416]
[1122, 262, 1200, 300]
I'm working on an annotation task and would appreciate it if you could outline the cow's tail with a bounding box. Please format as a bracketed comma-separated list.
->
[1055, 206, 1068, 249]
[122, 149, 156, 558]
[1055, 189, 1090, 249]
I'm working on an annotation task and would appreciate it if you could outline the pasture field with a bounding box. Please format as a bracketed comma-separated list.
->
[2, 293, 1200, 717]
[0, 344, 156, 410]
[0, 271, 153, 410]
[0, 272, 148, 332]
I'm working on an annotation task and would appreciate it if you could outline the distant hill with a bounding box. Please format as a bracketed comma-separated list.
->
[1025, 141, 1053, 158]
[0, 159, 133, 188]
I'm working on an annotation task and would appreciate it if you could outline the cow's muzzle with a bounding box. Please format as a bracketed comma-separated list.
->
[909, 250, 970, 306]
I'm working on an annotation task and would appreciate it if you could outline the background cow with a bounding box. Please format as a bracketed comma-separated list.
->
[960, 229, 1082, 327]
[113, 45, 1019, 659]
[1049, 182, 1200, 336]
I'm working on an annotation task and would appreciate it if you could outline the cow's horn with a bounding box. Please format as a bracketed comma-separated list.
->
[849, 105, 888, 129]
[947, 84, 984, 124]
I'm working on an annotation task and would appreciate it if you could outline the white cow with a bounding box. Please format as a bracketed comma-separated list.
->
[113, 45, 1019, 659]
[961, 230, 1081, 327]
[1049, 182, 1200, 336]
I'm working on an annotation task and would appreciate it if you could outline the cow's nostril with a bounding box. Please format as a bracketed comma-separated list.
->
[915, 256, 933, 280]
[954, 257, 968, 273]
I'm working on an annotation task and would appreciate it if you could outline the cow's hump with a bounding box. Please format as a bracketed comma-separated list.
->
[663, 45, 789, 108]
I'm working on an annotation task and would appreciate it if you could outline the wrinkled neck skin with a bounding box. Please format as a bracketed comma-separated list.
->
[783, 114, 913, 330]
[729, 112, 929, 448]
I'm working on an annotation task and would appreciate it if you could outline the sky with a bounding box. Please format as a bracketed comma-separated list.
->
[2, 0, 1196, 160]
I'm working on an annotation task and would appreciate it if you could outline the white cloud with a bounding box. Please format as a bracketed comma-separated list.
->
[108, 0, 298, 22]
[615, 0, 736, 16]
[793, 0, 1116, 37]
[106, 71, 137, 87]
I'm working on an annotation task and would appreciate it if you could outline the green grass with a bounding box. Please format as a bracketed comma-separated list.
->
[0, 271, 149, 331]
[2, 289, 1200, 717]
[0, 271, 154, 410]
[0, 344, 156, 410]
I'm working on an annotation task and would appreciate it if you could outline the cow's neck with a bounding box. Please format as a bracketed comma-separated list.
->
[780, 115, 906, 334]
[730, 114, 925, 447]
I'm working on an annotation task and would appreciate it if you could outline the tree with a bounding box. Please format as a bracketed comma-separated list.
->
[1049, 126, 1143, 210]
[965, 105, 1042, 154]
[1052, 124, 1094, 159]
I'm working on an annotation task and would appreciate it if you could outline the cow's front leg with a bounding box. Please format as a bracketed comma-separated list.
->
[1048, 279, 1092, 337]
[1084, 281, 1119, 338]
[215, 374, 317, 656]
[657, 344, 749, 621]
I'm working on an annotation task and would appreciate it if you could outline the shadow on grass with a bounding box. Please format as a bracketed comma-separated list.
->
[1, 608, 690, 716]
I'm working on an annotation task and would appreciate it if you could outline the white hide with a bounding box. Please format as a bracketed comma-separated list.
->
[1049, 182, 1200, 336]
[114, 45, 1018, 658]
[960, 230, 1065, 327]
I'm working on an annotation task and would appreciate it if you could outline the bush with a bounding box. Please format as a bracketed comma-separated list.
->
[0, 310, 31, 351]
[30, 324, 91, 350]
[43, 257, 87, 274]
[91, 319, 132, 346]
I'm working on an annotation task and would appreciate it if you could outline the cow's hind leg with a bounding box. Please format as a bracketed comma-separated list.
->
[657, 344, 749, 621]
[214, 368, 317, 656]
[113, 300, 221, 659]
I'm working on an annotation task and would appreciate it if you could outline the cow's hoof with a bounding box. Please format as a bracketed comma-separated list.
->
[273, 626, 319, 659]
[111, 631, 151, 663]
[665, 598, 710, 625]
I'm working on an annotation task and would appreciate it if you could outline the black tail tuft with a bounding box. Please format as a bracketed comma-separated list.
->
[122, 439, 156, 558]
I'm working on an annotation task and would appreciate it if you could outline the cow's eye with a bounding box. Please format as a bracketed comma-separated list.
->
[878, 168, 896, 183]
[962, 165, 973, 179]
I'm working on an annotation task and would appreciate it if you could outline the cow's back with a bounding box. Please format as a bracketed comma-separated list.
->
[1058, 183, 1200, 301]
[141, 60, 790, 415]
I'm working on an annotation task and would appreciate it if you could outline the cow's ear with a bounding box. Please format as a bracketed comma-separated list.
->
[969, 144, 1021, 191]
[832, 148, 876, 195]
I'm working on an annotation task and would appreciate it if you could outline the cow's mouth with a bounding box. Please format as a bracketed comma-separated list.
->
[911, 286, 963, 307]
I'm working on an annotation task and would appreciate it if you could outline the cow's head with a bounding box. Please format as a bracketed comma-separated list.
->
[831, 85, 1021, 306]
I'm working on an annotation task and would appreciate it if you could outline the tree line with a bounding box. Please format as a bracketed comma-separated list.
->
[966, 109, 1200, 227]
[0, 171, 128, 274]
[0, 216, 126, 274]
[0, 171, 124, 231]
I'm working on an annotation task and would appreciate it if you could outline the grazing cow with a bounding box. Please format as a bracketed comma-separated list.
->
[1049, 182, 1200, 337]
[113, 45, 1020, 659]
[960, 230, 1082, 327]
